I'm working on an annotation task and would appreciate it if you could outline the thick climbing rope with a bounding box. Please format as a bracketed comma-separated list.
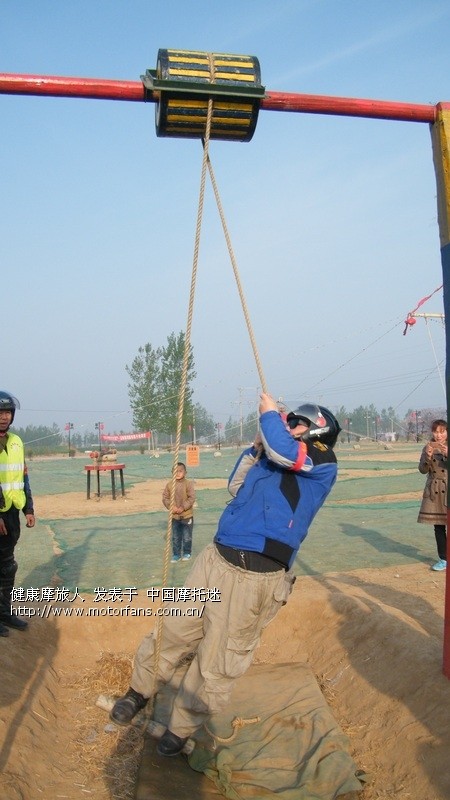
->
[204, 150, 267, 394]
[147, 56, 268, 729]
[148, 93, 215, 713]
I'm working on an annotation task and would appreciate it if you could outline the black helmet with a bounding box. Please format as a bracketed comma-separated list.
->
[0, 391, 20, 424]
[286, 402, 341, 448]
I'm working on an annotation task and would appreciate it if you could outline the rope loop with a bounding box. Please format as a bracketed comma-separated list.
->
[205, 715, 261, 747]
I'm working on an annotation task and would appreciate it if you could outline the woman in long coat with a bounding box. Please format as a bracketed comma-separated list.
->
[417, 419, 448, 571]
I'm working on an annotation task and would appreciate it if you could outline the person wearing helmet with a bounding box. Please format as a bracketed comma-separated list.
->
[110, 391, 340, 757]
[0, 391, 35, 637]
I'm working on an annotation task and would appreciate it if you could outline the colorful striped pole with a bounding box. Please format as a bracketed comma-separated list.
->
[430, 104, 450, 678]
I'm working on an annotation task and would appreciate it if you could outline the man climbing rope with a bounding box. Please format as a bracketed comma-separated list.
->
[110, 392, 340, 756]
[0, 391, 35, 637]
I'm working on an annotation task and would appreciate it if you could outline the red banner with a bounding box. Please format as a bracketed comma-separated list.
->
[101, 432, 151, 442]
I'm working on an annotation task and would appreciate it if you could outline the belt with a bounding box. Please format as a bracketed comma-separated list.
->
[216, 543, 286, 573]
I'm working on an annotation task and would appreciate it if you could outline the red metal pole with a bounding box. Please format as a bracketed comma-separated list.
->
[445, 510, 450, 677]
[262, 90, 436, 123]
[0, 73, 144, 102]
[431, 103, 450, 678]
[0, 72, 437, 123]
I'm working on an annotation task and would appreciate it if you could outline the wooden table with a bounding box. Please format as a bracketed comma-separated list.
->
[84, 463, 125, 500]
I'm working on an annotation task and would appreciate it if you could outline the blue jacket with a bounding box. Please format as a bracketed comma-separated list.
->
[214, 410, 337, 568]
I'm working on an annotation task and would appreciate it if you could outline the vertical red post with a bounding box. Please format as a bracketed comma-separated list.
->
[430, 103, 450, 677]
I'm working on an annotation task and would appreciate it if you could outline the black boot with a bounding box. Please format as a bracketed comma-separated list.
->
[0, 621, 10, 637]
[157, 729, 189, 757]
[110, 688, 148, 726]
[0, 610, 28, 631]
[0, 556, 28, 631]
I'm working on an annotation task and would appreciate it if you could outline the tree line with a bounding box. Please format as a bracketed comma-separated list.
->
[13, 331, 446, 452]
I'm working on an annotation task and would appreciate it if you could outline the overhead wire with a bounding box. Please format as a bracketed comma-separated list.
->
[424, 316, 445, 396]
[393, 358, 446, 411]
[303, 319, 403, 395]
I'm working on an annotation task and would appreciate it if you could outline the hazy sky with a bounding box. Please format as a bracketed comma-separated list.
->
[2, 0, 449, 438]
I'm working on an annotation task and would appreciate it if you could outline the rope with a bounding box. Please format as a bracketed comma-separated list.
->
[204, 715, 261, 747]
[147, 56, 268, 731]
[148, 90, 215, 713]
[425, 317, 446, 398]
[204, 150, 267, 394]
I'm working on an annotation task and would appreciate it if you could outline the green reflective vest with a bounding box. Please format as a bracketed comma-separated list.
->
[0, 432, 26, 511]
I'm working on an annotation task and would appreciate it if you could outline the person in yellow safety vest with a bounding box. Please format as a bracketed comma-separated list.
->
[0, 391, 35, 637]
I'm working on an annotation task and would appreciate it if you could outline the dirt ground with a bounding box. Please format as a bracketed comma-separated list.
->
[35, 477, 229, 519]
[1, 472, 449, 800]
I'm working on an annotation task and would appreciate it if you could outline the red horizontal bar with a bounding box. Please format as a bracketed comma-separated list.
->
[0, 73, 145, 102]
[262, 90, 436, 123]
[0, 72, 437, 123]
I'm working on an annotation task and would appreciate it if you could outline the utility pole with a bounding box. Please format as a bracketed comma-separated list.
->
[95, 421, 103, 452]
[346, 418, 352, 444]
[233, 387, 256, 445]
[66, 422, 74, 456]
[415, 410, 421, 442]
[238, 387, 243, 445]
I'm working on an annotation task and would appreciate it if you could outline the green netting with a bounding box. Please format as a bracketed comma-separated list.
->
[332, 471, 422, 500]
[25, 451, 245, 495]
[15, 521, 57, 589]
[43, 503, 224, 593]
[16, 499, 432, 595]
[25, 446, 424, 495]
[15, 446, 433, 596]
[300, 501, 429, 575]
[340, 460, 418, 471]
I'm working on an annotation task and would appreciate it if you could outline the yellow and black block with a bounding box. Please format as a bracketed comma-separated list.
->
[142, 49, 264, 142]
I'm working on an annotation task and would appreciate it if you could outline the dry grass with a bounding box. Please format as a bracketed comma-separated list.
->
[63, 651, 144, 800]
